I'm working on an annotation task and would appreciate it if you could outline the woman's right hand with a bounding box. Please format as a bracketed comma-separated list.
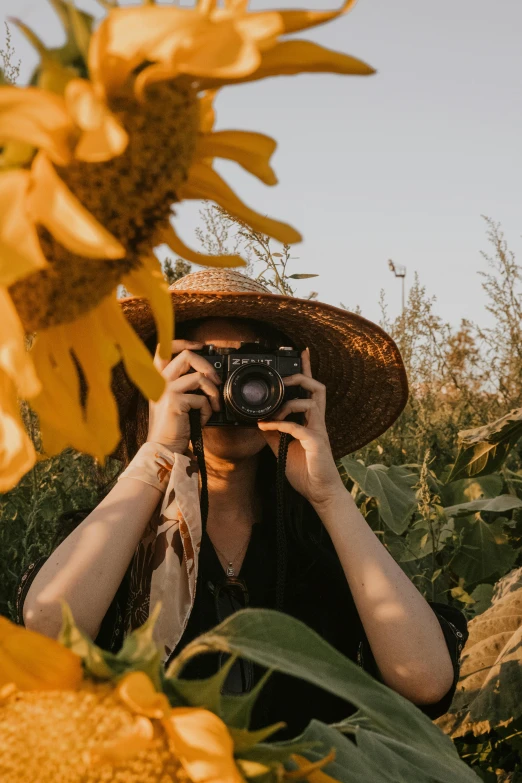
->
[147, 340, 221, 453]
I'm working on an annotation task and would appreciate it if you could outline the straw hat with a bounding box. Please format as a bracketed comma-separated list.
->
[116, 269, 408, 459]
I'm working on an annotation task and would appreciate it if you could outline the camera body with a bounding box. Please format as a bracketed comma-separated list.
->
[192, 342, 305, 426]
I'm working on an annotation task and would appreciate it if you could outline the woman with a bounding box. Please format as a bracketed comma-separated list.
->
[18, 269, 467, 739]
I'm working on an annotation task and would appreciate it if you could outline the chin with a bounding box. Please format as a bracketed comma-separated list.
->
[202, 425, 267, 460]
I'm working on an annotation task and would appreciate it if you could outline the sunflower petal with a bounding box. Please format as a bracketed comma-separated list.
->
[180, 162, 301, 244]
[88, 716, 155, 766]
[28, 152, 125, 259]
[117, 672, 170, 719]
[0, 170, 48, 287]
[66, 79, 128, 161]
[290, 752, 338, 782]
[30, 329, 94, 457]
[199, 39, 374, 89]
[164, 707, 244, 783]
[89, 7, 195, 94]
[0, 288, 40, 397]
[0, 615, 82, 690]
[278, 0, 357, 35]
[66, 303, 121, 460]
[123, 255, 173, 362]
[197, 130, 278, 186]
[163, 222, 246, 269]
[103, 294, 165, 402]
[0, 85, 73, 165]
[0, 369, 36, 493]
[199, 91, 217, 134]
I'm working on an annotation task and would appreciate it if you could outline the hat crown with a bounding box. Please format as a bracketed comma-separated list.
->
[169, 269, 270, 295]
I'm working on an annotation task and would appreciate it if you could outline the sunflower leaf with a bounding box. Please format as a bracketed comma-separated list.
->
[447, 407, 522, 482]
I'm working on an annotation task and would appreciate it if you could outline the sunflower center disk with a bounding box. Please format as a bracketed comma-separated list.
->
[9, 81, 199, 332]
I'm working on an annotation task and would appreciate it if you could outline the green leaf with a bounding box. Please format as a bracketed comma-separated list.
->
[451, 518, 518, 584]
[58, 601, 114, 679]
[439, 475, 504, 507]
[443, 494, 522, 518]
[229, 723, 285, 753]
[167, 608, 467, 760]
[448, 407, 522, 482]
[65, 1, 92, 59]
[221, 669, 273, 729]
[340, 458, 417, 534]
[469, 584, 494, 616]
[287, 273, 319, 279]
[290, 720, 478, 783]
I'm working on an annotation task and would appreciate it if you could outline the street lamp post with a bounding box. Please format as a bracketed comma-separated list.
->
[388, 260, 407, 314]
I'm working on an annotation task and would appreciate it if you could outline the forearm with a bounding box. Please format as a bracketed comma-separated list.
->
[314, 489, 454, 704]
[23, 477, 162, 641]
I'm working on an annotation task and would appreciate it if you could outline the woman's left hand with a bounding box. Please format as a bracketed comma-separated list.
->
[257, 348, 346, 510]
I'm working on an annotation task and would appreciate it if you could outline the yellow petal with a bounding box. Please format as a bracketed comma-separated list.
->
[66, 303, 121, 460]
[117, 672, 171, 719]
[163, 223, 246, 269]
[180, 162, 301, 244]
[123, 255, 173, 362]
[89, 7, 197, 94]
[237, 759, 271, 778]
[88, 716, 155, 766]
[102, 291, 165, 402]
[288, 752, 337, 781]
[0, 85, 73, 166]
[197, 130, 278, 186]
[199, 40, 375, 89]
[28, 152, 125, 259]
[0, 288, 40, 397]
[164, 707, 244, 783]
[278, 0, 357, 35]
[30, 329, 95, 457]
[199, 91, 217, 134]
[0, 615, 82, 691]
[177, 20, 259, 80]
[0, 169, 48, 286]
[0, 368, 36, 493]
[0, 140, 35, 169]
[65, 78, 129, 162]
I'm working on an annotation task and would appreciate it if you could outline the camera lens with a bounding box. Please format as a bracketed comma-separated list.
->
[224, 365, 284, 421]
[240, 378, 270, 406]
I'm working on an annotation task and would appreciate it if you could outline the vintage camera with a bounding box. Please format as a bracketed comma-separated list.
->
[192, 342, 306, 425]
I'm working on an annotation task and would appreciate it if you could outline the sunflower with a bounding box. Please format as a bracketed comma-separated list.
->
[0, 0, 374, 490]
[0, 612, 336, 783]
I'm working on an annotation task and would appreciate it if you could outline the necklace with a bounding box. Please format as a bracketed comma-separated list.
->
[210, 536, 250, 577]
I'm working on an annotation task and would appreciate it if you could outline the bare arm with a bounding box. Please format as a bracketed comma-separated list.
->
[23, 338, 221, 641]
[258, 349, 454, 706]
[23, 478, 162, 640]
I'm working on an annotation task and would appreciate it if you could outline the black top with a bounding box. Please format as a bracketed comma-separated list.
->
[15, 509, 468, 740]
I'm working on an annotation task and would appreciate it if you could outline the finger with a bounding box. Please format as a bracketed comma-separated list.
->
[153, 340, 204, 372]
[169, 372, 221, 412]
[257, 419, 308, 441]
[301, 347, 312, 378]
[162, 349, 222, 385]
[258, 427, 281, 457]
[283, 373, 326, 416]
[272, 399, 318, 424]
[179, 393, 213, 426]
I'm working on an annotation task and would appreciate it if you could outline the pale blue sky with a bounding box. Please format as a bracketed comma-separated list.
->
[3, 0, 522, 325]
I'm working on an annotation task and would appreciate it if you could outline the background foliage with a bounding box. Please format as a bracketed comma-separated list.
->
[2, 207, 522, 781]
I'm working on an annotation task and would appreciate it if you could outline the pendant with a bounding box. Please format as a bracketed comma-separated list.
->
[226, 563, 235, 577]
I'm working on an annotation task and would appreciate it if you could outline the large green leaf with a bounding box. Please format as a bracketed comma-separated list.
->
[283, 720, 479, 783]
[443, 495, 522, 519]
[339, 458, 417, 534]
[439, 475, 504, 507]
[436, 576, 522, 740]
[450, 518, 518, 584]
[448, 408, 522, 482]
[166, 608, 466, 761]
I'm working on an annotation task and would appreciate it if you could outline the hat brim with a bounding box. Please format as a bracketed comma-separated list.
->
[117, 290, 408, 459]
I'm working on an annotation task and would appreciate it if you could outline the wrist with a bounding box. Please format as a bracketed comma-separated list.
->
[310, 479, 350, 517]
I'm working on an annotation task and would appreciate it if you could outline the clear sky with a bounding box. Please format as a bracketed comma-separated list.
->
[3, 0, 522, 326]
